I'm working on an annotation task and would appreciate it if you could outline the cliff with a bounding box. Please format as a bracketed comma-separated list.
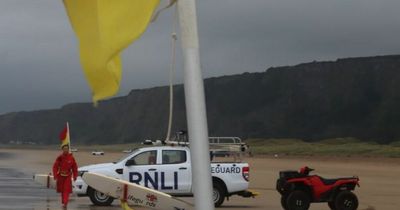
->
[1, 55, 400, 144]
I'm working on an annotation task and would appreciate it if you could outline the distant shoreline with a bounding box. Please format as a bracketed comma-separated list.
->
[1, 146, 399, 161]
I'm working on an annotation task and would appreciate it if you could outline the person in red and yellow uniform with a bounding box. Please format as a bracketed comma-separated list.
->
[52, 144, 78, 208]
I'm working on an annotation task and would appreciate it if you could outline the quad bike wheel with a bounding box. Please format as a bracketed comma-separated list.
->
[286, 190, 310, 210]
[281, 195, 288, 210]
[334, 191, 358, 210]
[328, 201, 336, 210]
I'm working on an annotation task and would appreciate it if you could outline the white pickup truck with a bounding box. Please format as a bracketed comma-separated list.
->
[74, 146, 255, 207]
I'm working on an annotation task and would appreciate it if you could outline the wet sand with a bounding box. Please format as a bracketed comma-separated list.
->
[0, 148, 399, 210]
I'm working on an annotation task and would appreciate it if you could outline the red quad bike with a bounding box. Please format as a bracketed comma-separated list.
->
[276, 166, 360, 210]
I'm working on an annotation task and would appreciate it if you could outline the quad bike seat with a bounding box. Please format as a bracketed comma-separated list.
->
[318, 176, 356, 185]
[318, 176, 340, 185]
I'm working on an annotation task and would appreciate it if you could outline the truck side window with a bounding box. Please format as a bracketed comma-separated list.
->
[162, 150, 186, 164]
[130, 150, 157, 165]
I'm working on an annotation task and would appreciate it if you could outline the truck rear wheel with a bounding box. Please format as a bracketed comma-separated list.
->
[213, 182, 226, 207]
[88, 187, 114, 206]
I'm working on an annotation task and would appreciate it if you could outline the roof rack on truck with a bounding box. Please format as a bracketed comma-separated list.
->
[141, 131, 250, 161]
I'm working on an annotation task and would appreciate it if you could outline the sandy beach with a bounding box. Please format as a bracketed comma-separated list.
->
[0, 148, 399, 210]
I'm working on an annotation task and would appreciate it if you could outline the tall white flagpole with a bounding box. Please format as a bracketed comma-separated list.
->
[177, 1, 215, 210]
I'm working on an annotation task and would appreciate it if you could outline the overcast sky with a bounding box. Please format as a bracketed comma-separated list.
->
[0, 0, 399, 114]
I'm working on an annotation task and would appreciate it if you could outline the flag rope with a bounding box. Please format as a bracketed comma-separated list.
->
[151, 0, 177, 22]
[165, 3, 178, 142]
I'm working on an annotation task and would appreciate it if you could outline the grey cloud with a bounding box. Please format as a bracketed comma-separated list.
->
[0, 0, 400, 114]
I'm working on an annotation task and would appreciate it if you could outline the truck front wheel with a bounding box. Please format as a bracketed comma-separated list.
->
[213, 182, 226, 207]
[88, 187, 114, 206]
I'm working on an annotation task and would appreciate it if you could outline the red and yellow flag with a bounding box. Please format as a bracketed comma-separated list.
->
[59, 123, 70, 148]
[63, 0, 160, 103]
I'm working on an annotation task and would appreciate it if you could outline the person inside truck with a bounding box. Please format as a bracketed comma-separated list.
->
[148, 152, 156, 165]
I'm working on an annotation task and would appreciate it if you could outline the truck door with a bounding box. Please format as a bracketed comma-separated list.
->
[123, 149, 161, 190]
[156, 149, 191, 194]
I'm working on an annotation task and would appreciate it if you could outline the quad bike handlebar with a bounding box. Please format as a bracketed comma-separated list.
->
[299, 166, 314, 175]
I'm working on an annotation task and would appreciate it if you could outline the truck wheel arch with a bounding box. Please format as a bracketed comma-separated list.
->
[212, 177, 228, 207]
[212, 177, 228, 194]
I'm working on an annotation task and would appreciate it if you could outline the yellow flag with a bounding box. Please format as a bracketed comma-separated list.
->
[63, 0, 160, 103]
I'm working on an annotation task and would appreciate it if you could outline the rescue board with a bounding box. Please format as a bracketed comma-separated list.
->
[33, 174, 56, 189]
[82, 172, 194, 210]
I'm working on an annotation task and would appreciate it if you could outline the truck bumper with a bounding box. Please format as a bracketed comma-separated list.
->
[73, 176, 88, 196]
